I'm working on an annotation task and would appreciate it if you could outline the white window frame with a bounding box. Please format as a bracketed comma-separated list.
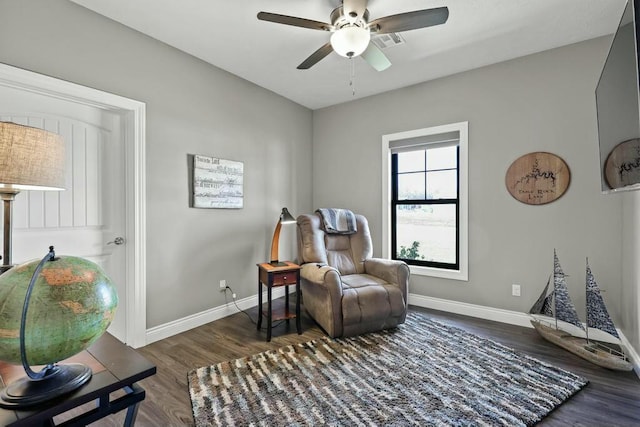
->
[382, 122, 469, 281]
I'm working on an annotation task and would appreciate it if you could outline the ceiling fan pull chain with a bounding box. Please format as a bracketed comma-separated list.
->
[350, 58, 356, 96]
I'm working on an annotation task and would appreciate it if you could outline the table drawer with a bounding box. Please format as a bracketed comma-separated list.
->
[272, 272, 297, 286]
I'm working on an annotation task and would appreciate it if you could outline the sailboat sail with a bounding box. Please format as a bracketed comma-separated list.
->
[529, 275, 553, 317]
[553, 250, 584, 331]
[586, 260, 619, 339]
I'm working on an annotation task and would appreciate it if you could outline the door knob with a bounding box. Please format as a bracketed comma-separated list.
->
[107, 237, 125, 246]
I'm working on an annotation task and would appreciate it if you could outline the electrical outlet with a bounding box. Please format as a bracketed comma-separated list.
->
[219, 279, 226, 291]
[512, 284, 521, 297]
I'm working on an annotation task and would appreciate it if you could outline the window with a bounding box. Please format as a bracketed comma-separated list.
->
[392, 145, 459, 269]
[382, 122, 468, 281]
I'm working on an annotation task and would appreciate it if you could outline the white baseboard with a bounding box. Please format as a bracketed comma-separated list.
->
[619, 328, 640, 378]
[148, 292, 533, 345]
[409, 293, 640, 378]
[145, 290, 640, 377]
[145, 287, 290, 345]
[408, 293, 534, 328]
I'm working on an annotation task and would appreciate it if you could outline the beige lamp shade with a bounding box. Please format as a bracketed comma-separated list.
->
[0, 122, 65, 191]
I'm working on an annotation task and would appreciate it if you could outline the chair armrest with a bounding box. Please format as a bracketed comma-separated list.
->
[365, 258, 409, 283]
[364, 258, 410, 299]
[299, 263, 344, 337]
[300, 263, 343, 302]
[300, 263, 340, 286]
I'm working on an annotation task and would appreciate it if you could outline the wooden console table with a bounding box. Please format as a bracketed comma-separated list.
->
[257, 261, 302, 342]
[0, 333, 156, 426]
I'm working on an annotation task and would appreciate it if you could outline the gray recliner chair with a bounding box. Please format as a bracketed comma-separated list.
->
[296, 212, 409, 338]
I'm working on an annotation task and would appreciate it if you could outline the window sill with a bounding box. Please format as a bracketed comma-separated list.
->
[409, 264, 468, 281]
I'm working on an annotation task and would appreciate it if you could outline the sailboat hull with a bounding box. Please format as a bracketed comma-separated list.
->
[531, 320, 633, 371]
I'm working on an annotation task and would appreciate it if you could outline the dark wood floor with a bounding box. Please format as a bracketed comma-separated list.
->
[91, 304, 640, 426]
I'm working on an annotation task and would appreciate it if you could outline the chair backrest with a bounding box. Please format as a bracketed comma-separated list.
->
[296, 213, 373, 275]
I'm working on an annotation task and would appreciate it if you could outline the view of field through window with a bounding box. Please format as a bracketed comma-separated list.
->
[394, 146, 458, 265]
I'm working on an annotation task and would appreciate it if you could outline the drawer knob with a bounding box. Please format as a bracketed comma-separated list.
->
[283, 276, 287, 280]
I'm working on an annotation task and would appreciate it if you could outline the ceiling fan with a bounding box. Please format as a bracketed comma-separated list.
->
[257, 0, 449, 71]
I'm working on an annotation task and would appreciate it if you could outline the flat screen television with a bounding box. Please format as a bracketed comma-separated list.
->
[596, 0, 640, 193]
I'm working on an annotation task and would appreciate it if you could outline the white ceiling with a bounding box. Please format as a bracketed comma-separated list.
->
[69, 0, 627, 110]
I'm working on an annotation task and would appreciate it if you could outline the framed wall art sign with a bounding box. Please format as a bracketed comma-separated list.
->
[191, 154, 244, 209]
[505, 152, 570, 205]
[604, 138, 640, 190]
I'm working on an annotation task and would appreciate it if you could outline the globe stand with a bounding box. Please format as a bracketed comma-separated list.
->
[0, 364, 91, 408]
[0, 247, 92, 409]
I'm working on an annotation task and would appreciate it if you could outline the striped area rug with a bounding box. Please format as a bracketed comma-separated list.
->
[188, 312, 588, 426]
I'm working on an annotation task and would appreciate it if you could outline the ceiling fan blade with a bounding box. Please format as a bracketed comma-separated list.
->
[342, 0, 368, 20]
[369, 7, 449, 34]
[361, 44, 391, 71]
[257, 12, 332, 31]
[297, 43, 334, 70]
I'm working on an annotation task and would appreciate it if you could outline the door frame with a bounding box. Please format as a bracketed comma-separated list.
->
[0, 63, 147, 348]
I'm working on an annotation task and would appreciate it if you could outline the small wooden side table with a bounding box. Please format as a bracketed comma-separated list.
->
[0, 333, 156, 427]
[257, 261, 302, 342]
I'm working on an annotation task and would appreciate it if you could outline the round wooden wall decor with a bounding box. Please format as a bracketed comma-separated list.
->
[505, 152, 570, 205]
[604, 138, 640, 190]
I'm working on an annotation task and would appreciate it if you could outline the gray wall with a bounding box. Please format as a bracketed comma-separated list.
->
[0, 0, 313, 328]
[623, 191, 640, 352]
[0, 0, 633, 344]
[313, 37, 627, 325]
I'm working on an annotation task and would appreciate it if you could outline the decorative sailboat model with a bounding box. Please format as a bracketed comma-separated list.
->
[529, 250, 632, 371]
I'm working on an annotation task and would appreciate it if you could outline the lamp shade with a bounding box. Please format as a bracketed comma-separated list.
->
[270, 207, 296, 266]
[0, 122, 65, 192]
[330, 26, 371, 58]
[279, 207, 296, 224]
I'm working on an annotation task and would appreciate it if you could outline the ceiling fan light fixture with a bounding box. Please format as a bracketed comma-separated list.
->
[330, 26, 370, 58]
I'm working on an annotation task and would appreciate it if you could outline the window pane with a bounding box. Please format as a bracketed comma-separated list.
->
[426, 170, 457, 199]
[426, 146, 457, 170]
[397, 151, 425, 173]
[398, 172, 425, 200]
[395, 204, 457, 264]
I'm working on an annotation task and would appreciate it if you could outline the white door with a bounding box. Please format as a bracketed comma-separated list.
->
[0, 84, 128, 343]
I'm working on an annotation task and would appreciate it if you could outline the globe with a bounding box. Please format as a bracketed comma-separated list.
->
[0, 255, 118, 366]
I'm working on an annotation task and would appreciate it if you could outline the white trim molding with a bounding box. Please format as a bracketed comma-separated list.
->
[619, 329, 640, 378]
[146, 288, 640, 377]
[382, 121, 469, 281]
[409, 293, 532, 327]
[0, 63, 148, 348]
[145, 287, 291, 345]
[409, 293, 640, 378]
[146, 294, 256, 345]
